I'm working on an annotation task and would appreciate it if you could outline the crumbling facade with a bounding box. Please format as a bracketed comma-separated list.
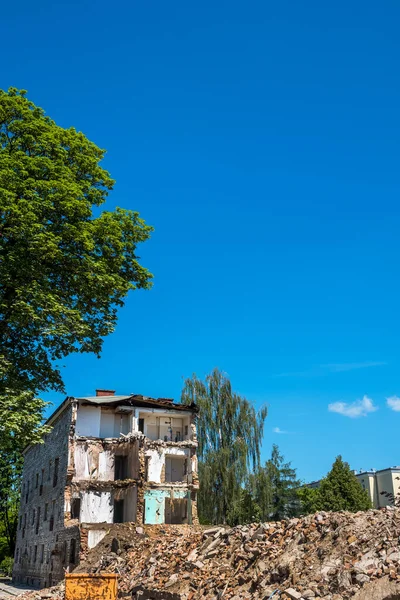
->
[12, 390, 199, 588]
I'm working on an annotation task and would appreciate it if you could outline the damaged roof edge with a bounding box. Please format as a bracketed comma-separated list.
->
[77, 394, 199, 412]
[23, 392, 197, 455]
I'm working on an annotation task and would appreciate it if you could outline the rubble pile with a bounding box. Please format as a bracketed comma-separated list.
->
[20, 508, 400, 599]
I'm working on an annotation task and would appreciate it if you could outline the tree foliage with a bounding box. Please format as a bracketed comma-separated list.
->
[181, 368, 267, 524]
[0, 88, 153, 395]
[228, 444, 300, 525]
[298, 456, 372, 514]
[0, 363, 50, 555]
[0, 556, 13, 576]
[250, 444, 301, 521]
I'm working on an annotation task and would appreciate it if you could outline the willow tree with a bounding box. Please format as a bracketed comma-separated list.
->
[181, 368, 267, 524]
[0, 88, 153, 396]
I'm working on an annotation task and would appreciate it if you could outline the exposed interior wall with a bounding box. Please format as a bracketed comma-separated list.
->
[99, 408, 133, 438]
[74, 440, 139, 482]
[145, 447, 190, 483]
[113, 486, 137, 522]
[75, 406, 101, 437]
[88, 529, 107, 549]
[143, 489, 189, 524]
[165, 456, 186, 483]
[99, 409, 115, 438]
[81, 491, 113, 523]
[74, 443, 114, 480]
[99, 450, 115, 480]
[138, 410, 193, 442]
[165, 497, 187, 524]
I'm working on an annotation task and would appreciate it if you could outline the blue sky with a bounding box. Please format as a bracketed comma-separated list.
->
[3, 0, 400, 482]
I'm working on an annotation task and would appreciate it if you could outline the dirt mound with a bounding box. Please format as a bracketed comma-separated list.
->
[19, 507, 400, 599]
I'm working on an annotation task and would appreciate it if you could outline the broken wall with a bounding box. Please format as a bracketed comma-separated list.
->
[143, 489, 189, 525]
[81, 491, 113, 523]
[75, 405, 101, 437]
[73, 439, 140, 482]
[145, 446, 191, 484]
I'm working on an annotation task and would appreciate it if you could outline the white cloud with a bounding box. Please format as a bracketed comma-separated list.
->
[273, 427, 288, 434]
[387, 396, 400, 412]
[328, 395, 378, 418]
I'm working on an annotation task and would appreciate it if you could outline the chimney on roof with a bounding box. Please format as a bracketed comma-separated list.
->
[96, 389, 116, 397]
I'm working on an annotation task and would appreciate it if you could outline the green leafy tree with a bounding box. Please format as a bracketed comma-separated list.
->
[299, 456, 372, 514]
[0, 372, 50, 555]
[0, 88, 153, 396]
[181, 368, 267, 524]
[0, 556, 13, 577]
[248, 444, 300, 521]
[227, 487, 261, 527]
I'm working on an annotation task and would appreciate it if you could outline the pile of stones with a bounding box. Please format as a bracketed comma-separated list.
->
[20, 507, 400, 599]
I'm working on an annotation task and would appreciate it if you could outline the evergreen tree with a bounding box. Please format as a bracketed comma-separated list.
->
[267, 444, 301, 520]
[318, 456, 371, 512]
[249, 444, 300, 521]
[297, 485, 322, 514]
[299, 456, 372, 514]
[181, 368, 267, 524]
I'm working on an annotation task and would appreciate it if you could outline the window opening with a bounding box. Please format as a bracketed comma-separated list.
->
[71, 498, 81, 519]
[115, 456, 128, 480]
[113, 500, 124, 523]
[53, 458, 59, 487]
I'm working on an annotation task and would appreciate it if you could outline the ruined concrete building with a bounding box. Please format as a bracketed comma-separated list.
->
[12, 389, 199, 588]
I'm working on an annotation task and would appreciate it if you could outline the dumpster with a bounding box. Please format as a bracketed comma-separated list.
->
[65, 573, 118, 600]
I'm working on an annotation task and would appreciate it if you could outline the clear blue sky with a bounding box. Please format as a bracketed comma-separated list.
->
[3, 0, 400, 482]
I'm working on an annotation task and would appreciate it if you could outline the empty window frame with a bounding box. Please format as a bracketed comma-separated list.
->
[71, 498, 81, 519]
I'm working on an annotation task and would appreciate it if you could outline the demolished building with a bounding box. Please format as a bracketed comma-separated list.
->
[12, 389, 199, 588]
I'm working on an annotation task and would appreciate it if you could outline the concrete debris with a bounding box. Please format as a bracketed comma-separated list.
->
[283, 588, 303, 599]
[17, 508, 400, 599]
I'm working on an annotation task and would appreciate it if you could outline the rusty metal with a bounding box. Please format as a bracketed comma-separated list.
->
[65, 573, 118, 600]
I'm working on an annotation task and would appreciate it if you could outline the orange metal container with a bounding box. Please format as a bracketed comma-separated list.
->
[65, 573, 118, 600]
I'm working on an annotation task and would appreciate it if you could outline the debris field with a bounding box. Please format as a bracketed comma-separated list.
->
[19, 507, 400, 599]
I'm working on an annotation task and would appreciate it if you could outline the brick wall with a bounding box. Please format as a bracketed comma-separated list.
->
[13, 401, 78, 588]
